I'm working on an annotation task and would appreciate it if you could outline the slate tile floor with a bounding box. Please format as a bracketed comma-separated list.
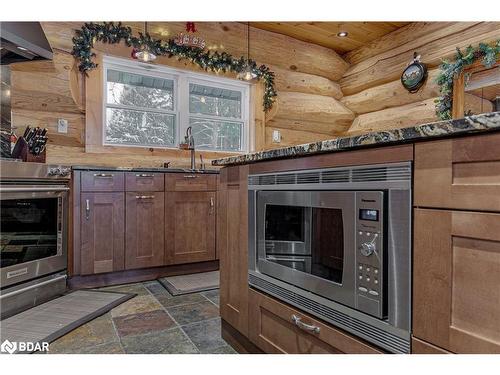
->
[48, 281, 236, 354]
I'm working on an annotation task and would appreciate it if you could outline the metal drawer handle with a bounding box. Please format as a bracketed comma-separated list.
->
[136, 195, 154, 199]
[267, 256, 307, 263]
[183, 175, 198, 179]
[94, 173, 114, 178]
[136, 173, 154, 178]
[85, 199, 90, 220]
[291, 314, 320, 334]
[209, 197, 214, 215]
[0, 274, 67, 300]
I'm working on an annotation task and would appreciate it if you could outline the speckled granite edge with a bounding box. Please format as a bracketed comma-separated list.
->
[212, 112, 500, 167]
[71, 166, 219, 174]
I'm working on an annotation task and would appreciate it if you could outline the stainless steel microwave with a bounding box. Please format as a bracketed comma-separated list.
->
[248, 162, 412, 353]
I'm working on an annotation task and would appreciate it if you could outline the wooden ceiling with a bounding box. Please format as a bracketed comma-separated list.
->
[250, 22, 409, 54]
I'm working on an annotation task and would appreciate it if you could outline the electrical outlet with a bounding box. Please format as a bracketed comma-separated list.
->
[57, 119, 68, 133]
[272, 129, 281, 143]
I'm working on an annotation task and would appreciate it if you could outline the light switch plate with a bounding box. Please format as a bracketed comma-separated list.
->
[272, 129, 281, 143]
[57, 119, 68, 133]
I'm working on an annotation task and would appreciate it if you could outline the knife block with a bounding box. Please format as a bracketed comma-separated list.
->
[11, 137, 46, 163]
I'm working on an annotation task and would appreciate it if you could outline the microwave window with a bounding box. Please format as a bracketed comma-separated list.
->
[0, 198, 59, 268]
[265, 205, 305, 242]
[359, 209, 379, 221]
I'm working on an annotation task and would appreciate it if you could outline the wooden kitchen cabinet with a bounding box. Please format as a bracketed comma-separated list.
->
[415, 132, 500, 211]
[411, 337, 451, 354]
[165, 173, 217, 191]
[413, 208, 500, 353]
[218, 166, 250, 336]
[165, 191, 216, 264]
[248, 289, 382, 354]
[81, 171, 124, 192]
[125, 172, 164, 192]
[80, 192, 125, 275]
[125, 192, 165, 269]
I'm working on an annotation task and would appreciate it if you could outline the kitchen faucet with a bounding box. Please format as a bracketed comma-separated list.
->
[180, 126, 196, 170]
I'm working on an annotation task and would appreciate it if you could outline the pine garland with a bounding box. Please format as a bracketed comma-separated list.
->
[72, 22, 277, 111]
[435, 40, 500, 120]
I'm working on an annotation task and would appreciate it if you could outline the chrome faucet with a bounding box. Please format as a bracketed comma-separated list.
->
[180, 126, 196, 170]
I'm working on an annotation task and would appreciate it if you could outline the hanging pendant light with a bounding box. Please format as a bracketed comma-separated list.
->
[237, 22, 257, 81]
[135, 22, 157, 62]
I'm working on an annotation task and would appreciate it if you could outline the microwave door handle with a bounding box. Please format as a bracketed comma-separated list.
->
[0, 186, 70, 193]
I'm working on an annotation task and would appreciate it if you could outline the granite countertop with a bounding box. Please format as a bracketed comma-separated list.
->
[72, 165, 219, 174]
[212, 112, 500, 167]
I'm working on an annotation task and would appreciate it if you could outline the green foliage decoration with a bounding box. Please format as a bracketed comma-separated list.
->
[435, 40, 500, 120]
[72, 22, 277, 111]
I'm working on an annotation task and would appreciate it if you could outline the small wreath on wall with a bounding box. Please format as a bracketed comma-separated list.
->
[401, 52, 428, 93]
[71, 22, 277, 112]
[435, 40, 500, 120]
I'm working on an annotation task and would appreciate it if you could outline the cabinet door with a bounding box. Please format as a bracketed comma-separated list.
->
[165, 191, 216, 264]
[413, 208, 500, 353]
[80, 192, 124, 275]
[218, 166, 249, 336]
[248, 289, 382, 354]
[125, 192, 165, 269]
[415, 133, 500, 211]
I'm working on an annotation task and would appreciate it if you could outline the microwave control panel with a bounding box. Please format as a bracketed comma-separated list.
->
[355, 191, 384, 319]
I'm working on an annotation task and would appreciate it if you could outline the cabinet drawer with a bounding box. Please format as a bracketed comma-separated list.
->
[413, 208, 500, 353]
[415, 132, 500, 211]
[125, 172, 164, 192]
[81, 171, 124, 192]
[165, 173, 217, 191]
[248, 289, 382, 354]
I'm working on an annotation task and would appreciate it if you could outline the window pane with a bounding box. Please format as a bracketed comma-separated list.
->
[106, 108, 175, 147]
[189, 117, 242, 151]
[107, 69, 174, 110]
[189, 83, 241, 118]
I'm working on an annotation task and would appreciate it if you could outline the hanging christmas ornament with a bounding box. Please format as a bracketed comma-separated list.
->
[174, 22, 206, 50]
[131, 47, 139, 59]
[135, 22, 157, 62]
[237, 22, 257, 81]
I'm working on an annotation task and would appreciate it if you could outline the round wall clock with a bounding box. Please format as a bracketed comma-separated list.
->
[401, 53, 428, 93]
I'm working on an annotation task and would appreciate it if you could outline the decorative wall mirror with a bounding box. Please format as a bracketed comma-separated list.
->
[452, 60, 500, 118]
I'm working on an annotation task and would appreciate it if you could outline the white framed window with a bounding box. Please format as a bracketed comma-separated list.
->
[103, 56, 250, 153]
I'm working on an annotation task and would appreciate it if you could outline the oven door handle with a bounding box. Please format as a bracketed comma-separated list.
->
[0, 186, 70, 193]
[0, 274, 67, 300]
[267, 256, 307, 263]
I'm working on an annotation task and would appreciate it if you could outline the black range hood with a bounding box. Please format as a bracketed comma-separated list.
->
[0, 22, 53, 65]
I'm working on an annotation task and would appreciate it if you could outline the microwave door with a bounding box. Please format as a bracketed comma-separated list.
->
[256, 190, 357, 309]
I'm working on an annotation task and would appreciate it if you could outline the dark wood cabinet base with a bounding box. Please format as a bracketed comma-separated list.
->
[68, 260, 219, 289]
[221, 319, 263, 354]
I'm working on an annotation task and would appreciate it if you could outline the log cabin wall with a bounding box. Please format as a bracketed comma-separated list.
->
[9, 22, 351, 167]
[340, 22, 500, 135]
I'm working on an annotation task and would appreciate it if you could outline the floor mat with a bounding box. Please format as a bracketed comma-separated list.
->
[158, 271, 219, 296]
[0, 289, 134, 353]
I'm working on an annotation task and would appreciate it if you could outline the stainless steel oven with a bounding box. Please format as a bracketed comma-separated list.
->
[0, 160, 70, 319]
[248, 162, 412, 353]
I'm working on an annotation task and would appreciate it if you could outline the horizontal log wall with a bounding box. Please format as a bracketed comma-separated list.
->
[10, 22, 351, 167]
[340, 22, 500, 135]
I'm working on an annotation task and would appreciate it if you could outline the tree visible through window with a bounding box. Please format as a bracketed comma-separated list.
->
[104, 60, 249, 152]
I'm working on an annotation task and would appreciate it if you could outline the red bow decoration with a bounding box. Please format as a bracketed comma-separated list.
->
[186, 22, 196, 33]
